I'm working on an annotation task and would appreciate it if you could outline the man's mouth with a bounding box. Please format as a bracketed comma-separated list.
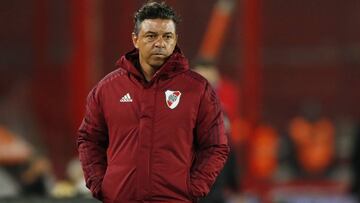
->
[152, 50, 167, 56]
[152, 53, 166, 57]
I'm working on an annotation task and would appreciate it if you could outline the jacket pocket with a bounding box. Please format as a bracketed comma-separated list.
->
[101, 167, 113, 201]
[100, 174, 107, 198]
[186, 169, 194, 199]
[186, 172, 201, 203]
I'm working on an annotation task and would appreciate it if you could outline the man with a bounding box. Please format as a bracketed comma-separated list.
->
[77, 2, 229, 203]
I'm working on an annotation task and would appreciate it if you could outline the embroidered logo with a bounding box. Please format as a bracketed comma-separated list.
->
[165, 90, 181, 109]
[120, 93, 133, 102]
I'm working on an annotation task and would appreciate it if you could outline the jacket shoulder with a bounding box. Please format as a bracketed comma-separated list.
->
[182, 69, 209, 88]
[98, 68, 127, 87]
[88, 68, 127, 98]
[182, 70, 219, 102]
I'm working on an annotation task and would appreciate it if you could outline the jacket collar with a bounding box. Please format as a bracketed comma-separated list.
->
[116, 46, 189, 82]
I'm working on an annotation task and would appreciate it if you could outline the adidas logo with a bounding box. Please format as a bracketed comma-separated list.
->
[120, 93, 133, 102]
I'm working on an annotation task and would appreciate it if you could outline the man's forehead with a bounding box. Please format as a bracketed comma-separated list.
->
[139, 19, 176, 33]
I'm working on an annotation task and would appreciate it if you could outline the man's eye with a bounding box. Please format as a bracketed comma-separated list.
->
[146, 34, 155, 39]
[164, 35, 173, 39]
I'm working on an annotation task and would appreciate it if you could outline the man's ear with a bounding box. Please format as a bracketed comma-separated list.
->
[132, 32, 139, 49]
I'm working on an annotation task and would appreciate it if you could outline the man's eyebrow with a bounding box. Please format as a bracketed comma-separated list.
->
[144, 31, 157, 35]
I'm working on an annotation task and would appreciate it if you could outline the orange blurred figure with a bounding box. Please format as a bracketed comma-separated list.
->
[289, 117, 334, 175]
[0, 125, 32, 165]
[248, 125, 279, 180]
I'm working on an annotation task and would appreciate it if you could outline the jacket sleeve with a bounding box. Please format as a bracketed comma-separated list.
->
[77, 85, 108, 200]
[190, 82, 230, 198]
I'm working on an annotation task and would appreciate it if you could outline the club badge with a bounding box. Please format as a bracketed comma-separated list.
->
[165, 90, 181, 109]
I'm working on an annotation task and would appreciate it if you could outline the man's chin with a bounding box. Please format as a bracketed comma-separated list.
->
[150, 60, 166, 68]
[150, 64, 163, 69]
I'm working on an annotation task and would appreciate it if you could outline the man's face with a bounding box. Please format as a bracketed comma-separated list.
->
[132, 19, 177, 69]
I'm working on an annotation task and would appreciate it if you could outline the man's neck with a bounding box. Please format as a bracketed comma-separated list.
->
[140, 61, 156, 82]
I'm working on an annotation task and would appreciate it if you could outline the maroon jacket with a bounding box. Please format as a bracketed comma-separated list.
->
[77, 47, 229, 203]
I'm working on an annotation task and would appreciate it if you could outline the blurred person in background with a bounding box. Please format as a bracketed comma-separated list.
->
[0, 80, 51, 197]
[0, 125, 50, 197]
[192, 59, 240, 122]
[351, 123, 360, 200]
[193, 60, 239, 203]
[288, 101, 335, 178]
[77, 2, 229, 203]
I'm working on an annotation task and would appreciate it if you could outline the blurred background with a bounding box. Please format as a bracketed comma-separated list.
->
[0, 0, 359, 202]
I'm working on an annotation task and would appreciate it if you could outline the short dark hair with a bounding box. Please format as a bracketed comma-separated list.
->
[133, 1, 180, 35]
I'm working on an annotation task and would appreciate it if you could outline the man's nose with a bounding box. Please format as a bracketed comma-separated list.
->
[154, 37, 166, 48]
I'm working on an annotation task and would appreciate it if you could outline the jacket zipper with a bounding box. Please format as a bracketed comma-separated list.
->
[148, 83, 158, 199]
